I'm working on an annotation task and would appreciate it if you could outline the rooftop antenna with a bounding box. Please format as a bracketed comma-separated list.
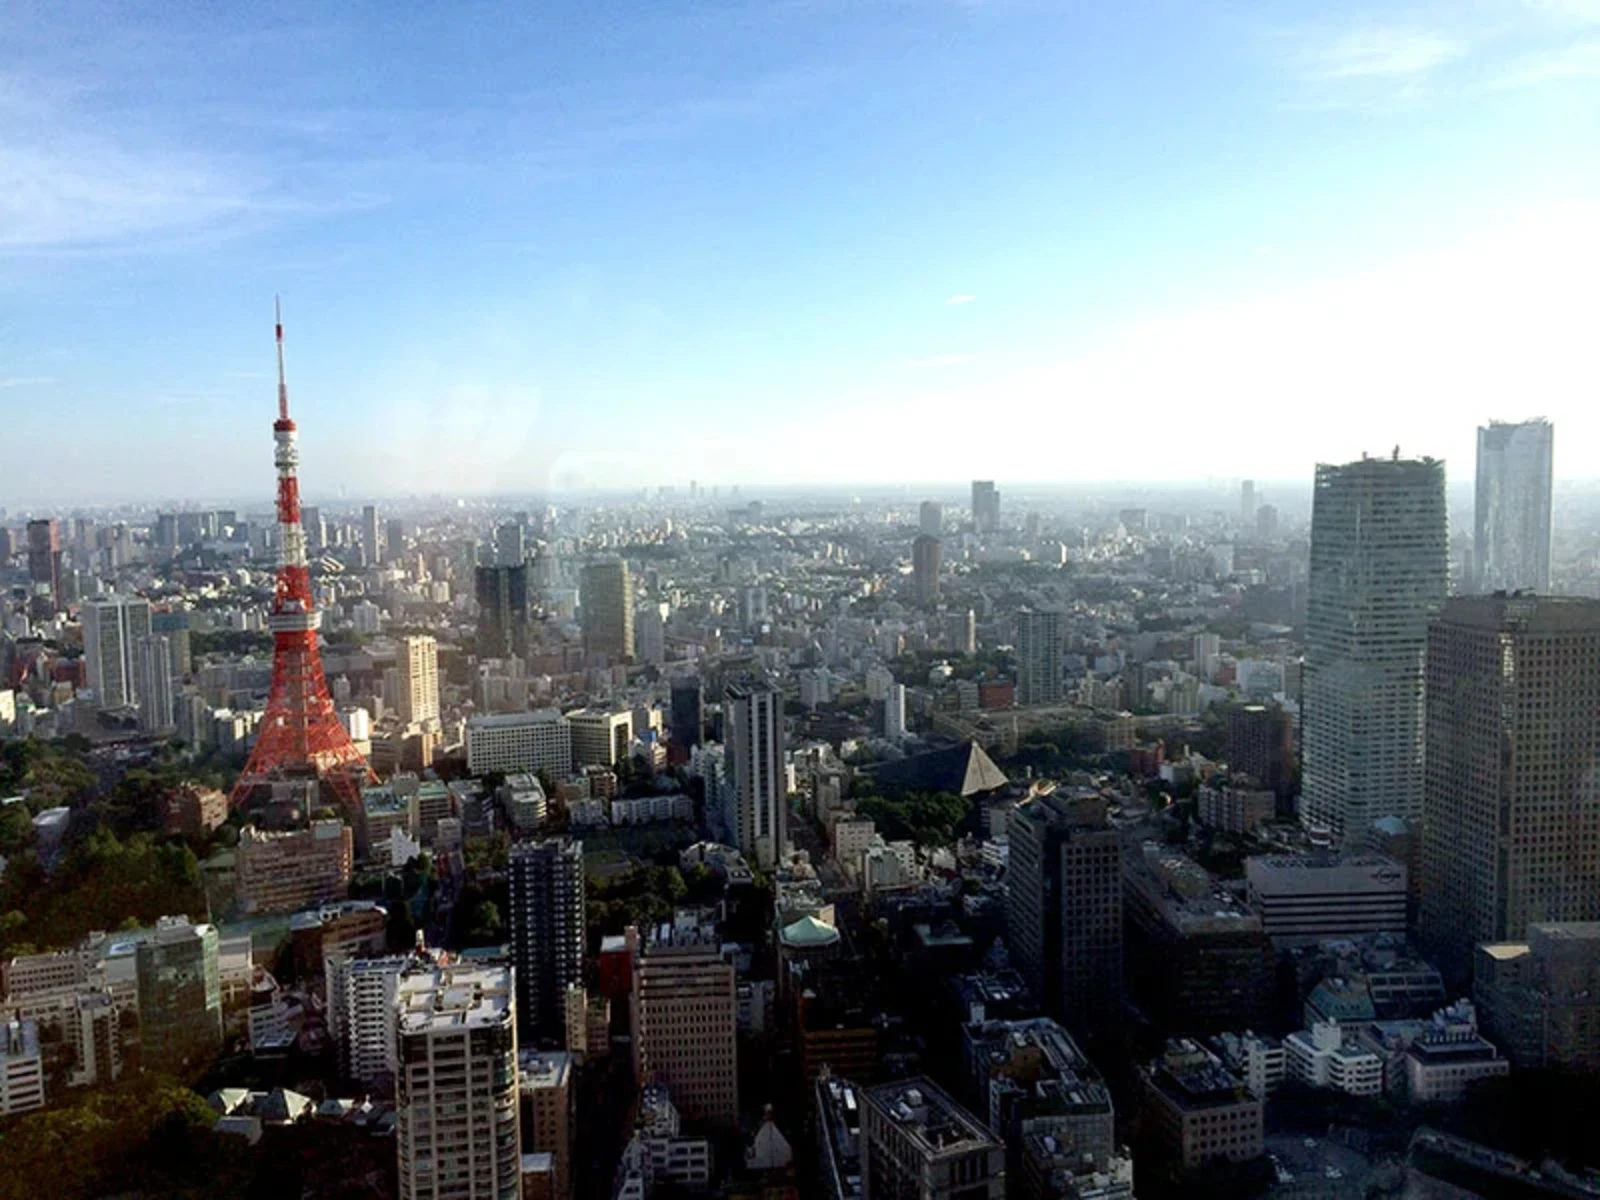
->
[275, 295, 290, 422]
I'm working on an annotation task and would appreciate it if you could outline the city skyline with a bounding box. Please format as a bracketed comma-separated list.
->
[5, 3, 1600, 502]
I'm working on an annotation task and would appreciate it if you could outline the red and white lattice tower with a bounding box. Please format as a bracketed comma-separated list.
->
[229, 302, 374, 810]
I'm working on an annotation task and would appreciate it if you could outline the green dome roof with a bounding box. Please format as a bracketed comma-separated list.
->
[780, 914, 840, 948]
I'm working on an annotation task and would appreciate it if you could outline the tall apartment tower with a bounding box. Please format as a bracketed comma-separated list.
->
[395, 962, 521, 1200]
[1240, 479, 1257, 527]
[972, 480, 1000, 535]
[1420, 595, 1600, 983]
[669, 677, 703, 750]
[398, 635, 440, 728]
[1015, 608, 1063, 707]
[726, 676, 786, 870]
[581, 559, 634, 662]
[919, 500, 943, 538]
[134, 634, 176, 733]
[81, 594, 154, 709]
[1302, 456, 1448, 846]
[508, 839, 587, 1043]
[912, 535, 942, 607]
[361, 504, 381, 564]
[25, 519, 61, 610]
[135, 916, 223, 1078]
[1475, 419, 1553, 594]
[1005, 794, 1124, 1033]
[631, 920, 739, 1131]
[327, 953, 411, 1091]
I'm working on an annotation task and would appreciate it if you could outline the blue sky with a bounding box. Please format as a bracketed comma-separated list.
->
[4, 0, 1600, 505]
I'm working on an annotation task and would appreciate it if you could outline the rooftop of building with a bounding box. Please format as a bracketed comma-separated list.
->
[781, 914, 841, 948]
[1147, 1039, 1255, 1111]
[517, 1049, 572, 1089]
[1438, 592, 1600, 632]
[465, 708, 566, 728]
[968, 1017, 1112, 1112]
[1130, 845, 1263, 933]
[864, 1077, 998, 1158]
[395, 962, 512, 1033]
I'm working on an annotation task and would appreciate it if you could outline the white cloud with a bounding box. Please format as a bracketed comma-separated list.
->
[1307, 27, 1466, 79]
[945, 294, 977, 305]
[1491, 39, 1600, 87]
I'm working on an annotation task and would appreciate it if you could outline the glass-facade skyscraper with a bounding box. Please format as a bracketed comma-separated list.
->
[1474, 419, 1553, 594]
[1302, 455, 1448, 847]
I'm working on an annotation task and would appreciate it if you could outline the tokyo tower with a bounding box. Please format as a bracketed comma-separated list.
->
[229, 302, 374, 810]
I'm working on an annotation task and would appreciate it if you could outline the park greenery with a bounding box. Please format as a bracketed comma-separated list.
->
[853, 790, 970, 846]
[0, 1074, 248, 1200]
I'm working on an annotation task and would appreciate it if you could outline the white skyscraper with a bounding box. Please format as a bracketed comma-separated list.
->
[884, 682, 907, 742]
[398, 635, 440, 728]
[1302, 455, 1448, 847]
[1474, 419, 1553, 594]
[80, 594, 153, 709]
[327, 953, 410, 1091]
[726, 676, 786, 869]
[134, 634, 176, 733]
[395, 961, 521, 1200]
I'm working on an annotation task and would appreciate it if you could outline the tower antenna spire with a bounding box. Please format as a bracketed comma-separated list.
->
[275, 295, 290, 421]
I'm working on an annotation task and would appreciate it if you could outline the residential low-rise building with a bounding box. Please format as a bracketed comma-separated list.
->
[1283, 1021, 1384, 1097]
[1403, 1000, 1510, 1105]
[235, 820, 353, 915]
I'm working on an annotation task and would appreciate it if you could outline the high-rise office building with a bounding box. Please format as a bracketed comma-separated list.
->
[1240, 479, 1257, 526]
[1302, 456, 1448, 846]
[151, 609, 193, 677]
[919, 500, 943, 538]
[631, 920, 739, 1131]
[26, 519, 61, 610]
[398, 635, 440, 728]
[1475, 419, 1553, 594]
[1475, 922, 1600, 1072]
[912, 535, 942, 607]
[1014, 608, 1063, 707]
[361, 504, 381, 563]
[0, 525, 14, 563]
[636, 599, 666, 665]
[300, 505, 325, 554]
[395, 961, 521, 1200]
[669, 677, 703, 750]
[726, 676, 786, 869]
[81, 594, 153, 709]
[1005, 794, 1124, 1032]
[508, 838, 586, 1043]
[493, 521, 525, 568]
[385, 517, 407, 565]
[475, 563, 531, 658]
[134, 634, 176, 733]
[581, 559, 634, 661]
[972, 480, 1000, 535]
[1420, 595, 1600, 983]
[135, 916, 223, 1077]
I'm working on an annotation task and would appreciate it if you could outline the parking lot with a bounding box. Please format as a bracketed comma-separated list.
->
[1265, 1132, 1396, 1196]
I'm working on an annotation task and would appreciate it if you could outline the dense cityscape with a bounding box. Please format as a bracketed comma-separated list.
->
[3, 346, 1600, 1200]
[9, 4, 1600, 1198]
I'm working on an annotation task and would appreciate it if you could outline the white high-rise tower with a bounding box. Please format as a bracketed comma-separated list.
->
[1475, 419, 1553, 594]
